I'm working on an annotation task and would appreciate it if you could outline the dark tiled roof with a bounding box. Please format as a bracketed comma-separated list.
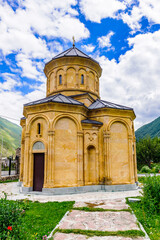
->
[70, 93, 95, 101]
[88, 99, 133, 110]
[81, 119, 103, 125]
[21, 117, 26, 120]
[52, 46, 98, 64]
[24, 93, 84, 107]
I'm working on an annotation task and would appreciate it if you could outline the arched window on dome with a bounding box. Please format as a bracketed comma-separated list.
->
[59, 75, 62, 85]
[37, 123, 41, 134]
[81, 74, 84, 84]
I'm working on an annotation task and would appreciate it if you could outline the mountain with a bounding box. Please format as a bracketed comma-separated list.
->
[0, 117, 21, 156]
[135, 116, 160, 140]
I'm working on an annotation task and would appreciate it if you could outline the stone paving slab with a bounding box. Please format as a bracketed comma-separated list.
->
[58, 210, 139, 231]
[0, 182, 142, 202]
[53, 233, 146, 240]
[74, 198, 129, 210]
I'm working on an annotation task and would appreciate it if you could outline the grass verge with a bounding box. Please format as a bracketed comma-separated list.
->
[73, 207, 131, 212]
[126, 198, 160, 240]
[54, 228, 145, 237]
[0, 179, 18, 183]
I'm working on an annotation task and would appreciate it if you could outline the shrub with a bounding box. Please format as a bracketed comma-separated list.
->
[0, 192, 26, 239]
[150, 163, 160, 173]
[140, 165, 151, 173]
[142, 175, 160, 214]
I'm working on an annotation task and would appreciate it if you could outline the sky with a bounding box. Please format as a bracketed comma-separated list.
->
[0, 0, 160, 130]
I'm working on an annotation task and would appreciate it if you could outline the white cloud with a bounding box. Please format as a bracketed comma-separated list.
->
[16, 53, 45, 81]
[0, 0, 89, 58]
[0, 73, 21, 91]
[98, 31, 114, 49]
[0, 82, 46, 126]
[82, 44, 95, 52]
[80, 0, 160, 32]
[80, 0, 125, 23]
[120, 0, 160, 31]
[97, 30, 160, 129]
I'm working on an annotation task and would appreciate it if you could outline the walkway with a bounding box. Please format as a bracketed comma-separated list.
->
[0, 182, 149, 239]
[52, 198, 149, 240]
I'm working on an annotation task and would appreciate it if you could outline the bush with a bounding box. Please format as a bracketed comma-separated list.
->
[140, 165, 151, 173]
[0, 192, 27, 239]
[142, 175, 160, 214]
[150, 163, 160, 173]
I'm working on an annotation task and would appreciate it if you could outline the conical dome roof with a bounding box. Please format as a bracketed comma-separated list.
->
[52, 46, 98, 63]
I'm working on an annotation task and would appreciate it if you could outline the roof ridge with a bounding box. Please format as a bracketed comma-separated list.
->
[52, 47, 73, 59]
[101, 99, 132, 109]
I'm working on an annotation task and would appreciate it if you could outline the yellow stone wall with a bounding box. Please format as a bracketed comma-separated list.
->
[44, 57, 101, 99]
[20, 54, 137, 190]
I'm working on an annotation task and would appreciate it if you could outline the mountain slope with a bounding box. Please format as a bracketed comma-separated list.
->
[0, 117, 21, 156]
[135, 116, 160, 140]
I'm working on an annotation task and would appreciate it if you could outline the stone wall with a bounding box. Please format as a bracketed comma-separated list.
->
[0, 174, 19, 182]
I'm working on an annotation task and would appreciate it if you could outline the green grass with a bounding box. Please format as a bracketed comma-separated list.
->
[0, 198, 74, 240]
[0, 179, 18, 183]
[54, 228, 145, 238]
[126, 198, 160, 240]
[21, 201, 74, 239]
[138, 176, 146, 183]
[73, 207, 131, 212]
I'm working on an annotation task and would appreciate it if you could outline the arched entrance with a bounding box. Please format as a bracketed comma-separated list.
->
[32, 141, 45, 191]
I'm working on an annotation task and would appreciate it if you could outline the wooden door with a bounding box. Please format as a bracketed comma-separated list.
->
[33, 153, 44, 191]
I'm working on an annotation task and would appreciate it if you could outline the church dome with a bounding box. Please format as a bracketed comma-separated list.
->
[44, 45, 102, 99]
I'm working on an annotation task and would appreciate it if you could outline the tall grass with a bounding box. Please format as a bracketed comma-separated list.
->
[142, 175, 160, 214]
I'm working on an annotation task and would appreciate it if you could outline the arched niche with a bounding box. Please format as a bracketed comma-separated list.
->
[88, 71, 95, 92]
[49, 72, 55, 92]
[33, 141, 45, 150]
[87, 145, 96, 183]
[54, 117, 77, 186]
[66, 67, 76, 88]
[110, 121, 129, 184]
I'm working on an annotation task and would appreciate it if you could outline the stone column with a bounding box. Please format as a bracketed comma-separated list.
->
[86, 70, 89, 90]
[128, 134, 134, 183]
[77, 131, 84, 186]
[64, 68, 67, 87]
[96, 151, 99, 184]
[103, 130, 111, 184]
[45, 130, 55, 187]
[133, 136, 138, 182]
[43, 150, 48, 187]
[23, 132, 30, 187]
[19, 139, 25, 181]
[75, 67, 79, 88]
[28, 148, 33, 186]
[55, 72, 57, 90]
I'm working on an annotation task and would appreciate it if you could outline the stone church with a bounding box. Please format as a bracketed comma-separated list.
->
[20, 43, 138, 194]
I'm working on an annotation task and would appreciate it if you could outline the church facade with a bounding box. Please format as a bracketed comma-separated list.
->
[20, 44, 138, 193]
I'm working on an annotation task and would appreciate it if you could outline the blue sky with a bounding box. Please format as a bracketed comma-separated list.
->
[0, 0, 160, 129]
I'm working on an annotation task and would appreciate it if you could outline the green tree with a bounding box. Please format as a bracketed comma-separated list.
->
[136, 136, 160, 169]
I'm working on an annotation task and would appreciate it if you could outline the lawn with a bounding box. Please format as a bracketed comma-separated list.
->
[0, 196, 74, 240]
[127, 175, 160, 240]
[127, 199, 160, 240]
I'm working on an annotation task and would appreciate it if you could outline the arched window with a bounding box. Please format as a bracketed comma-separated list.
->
[37, 123, 41, 134]
[81, 74, 84, 84]
[59, 75, 62, 85]
[33, 141, 45, 150]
